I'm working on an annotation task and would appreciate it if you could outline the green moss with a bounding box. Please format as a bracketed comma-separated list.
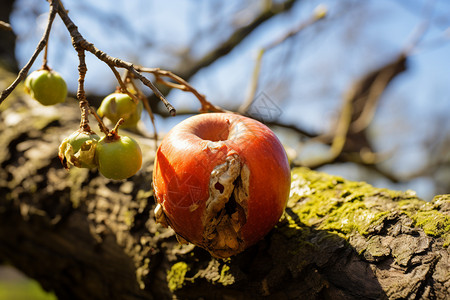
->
[123, 210, 134, 227]
[218, 264, 234, 286]
[0, 280, 57, 300]
[288, 167, 450, 246]
[396, 195, 450, 246]
[410, 210, 450, 246]
[412, 211, 450, 236]
[320, 203, 388, 235]
[167, 262, 189, 292]
[289, 168, 393, 236]
[68, 167, 89, 208]
[444, 235, 450, 248]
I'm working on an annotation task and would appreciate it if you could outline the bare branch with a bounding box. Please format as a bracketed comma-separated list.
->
[0, 2, 57, 104]
[239, 5, 327, 114]
[239, 49, 264, 114]
[301, 53, 408, 169]
[138, 67, 229, 113]
[264, 4, 327, 51]
[51, 0, 176, 116]
[75, 47, 91, 132]
[0, 21, 12, 31]
[177, 0, 300, 80]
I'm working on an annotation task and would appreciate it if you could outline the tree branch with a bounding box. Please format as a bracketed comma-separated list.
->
[0, 3, 57, 104]
[52, 0, 176, 116]
[0, 21, 12, 31]
[176, 0, 300, 81]
[300, 53, 408, 169]
[0, 95, 448, 299]
[138, 67, 229, 113]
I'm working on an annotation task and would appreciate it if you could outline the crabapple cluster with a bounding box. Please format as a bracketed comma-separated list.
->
[57, 91, 143, 180]
[24, 68, 144, 180]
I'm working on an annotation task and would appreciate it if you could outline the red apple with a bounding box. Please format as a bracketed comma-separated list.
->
[153, 113, 290, 258]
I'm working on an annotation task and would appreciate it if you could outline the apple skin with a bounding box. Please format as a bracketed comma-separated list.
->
[25, 69, 67, 106]
[96, 135, 142, 180]
[153, 113, 290, 257]
[97, 93, 143, 128]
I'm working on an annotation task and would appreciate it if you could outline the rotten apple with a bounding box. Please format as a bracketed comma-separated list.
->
[58, 129, 99, 169]
[153, 113, 291, 258]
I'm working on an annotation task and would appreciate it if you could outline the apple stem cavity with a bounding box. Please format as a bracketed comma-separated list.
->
[103, 118, 125, 142]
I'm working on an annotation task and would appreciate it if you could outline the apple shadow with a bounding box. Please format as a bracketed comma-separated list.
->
[175, 206, 389, 299]
[237, 207, 388, 299]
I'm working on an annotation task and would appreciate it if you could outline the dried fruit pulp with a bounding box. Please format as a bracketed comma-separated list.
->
[59, 130, 99, 169]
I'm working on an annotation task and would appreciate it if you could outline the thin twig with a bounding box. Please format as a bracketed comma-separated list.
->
[75, 47, 89, 130]
[0, 2, 57, 104]
[108, 68, 158, 147]
[238, 5, 327, 114]
[1, 0, 231, 120]
[52, 0, 177, 116]
[265, 4, 327, 51]
[110, 118, 124, 136]
[239, 49, 264, 114]
[42, 31, 50, 69]
[89, 106, 109, 135]
[138, 67, 228, 113]
[178, 0, 299, 81]
[0, 21, 12, 31]
[126, 76, 158, 148]
[107, 64, 140, 105]
[350, 58, 404, 133]
[402, 0, 435, 55]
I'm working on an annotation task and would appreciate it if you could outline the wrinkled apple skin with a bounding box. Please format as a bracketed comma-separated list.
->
[153, 113, 291, 257]
[25, 69, 67, 106]
[59, 130, 100, 169]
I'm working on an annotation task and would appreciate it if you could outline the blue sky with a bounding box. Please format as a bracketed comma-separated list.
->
[10, 0, 450, 199]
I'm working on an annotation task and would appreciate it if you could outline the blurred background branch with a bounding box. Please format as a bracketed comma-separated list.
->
[4, 0, 450, 200]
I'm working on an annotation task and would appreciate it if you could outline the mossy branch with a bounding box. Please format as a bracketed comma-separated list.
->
[0, 95, 448, 299]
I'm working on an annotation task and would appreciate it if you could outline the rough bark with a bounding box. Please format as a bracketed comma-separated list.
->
[0, 0, 17, 73]
[0, 81, 449, 300]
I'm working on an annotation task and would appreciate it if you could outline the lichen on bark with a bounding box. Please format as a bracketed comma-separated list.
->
[168, 168, 450, 299]
[0, 87, 449, 299]
[167, 262, 190, 292]
[288, 167, 450, 246]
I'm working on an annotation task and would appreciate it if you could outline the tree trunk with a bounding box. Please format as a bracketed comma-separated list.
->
[0, 81, 449, 300]
[0, 0, 18, 73]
